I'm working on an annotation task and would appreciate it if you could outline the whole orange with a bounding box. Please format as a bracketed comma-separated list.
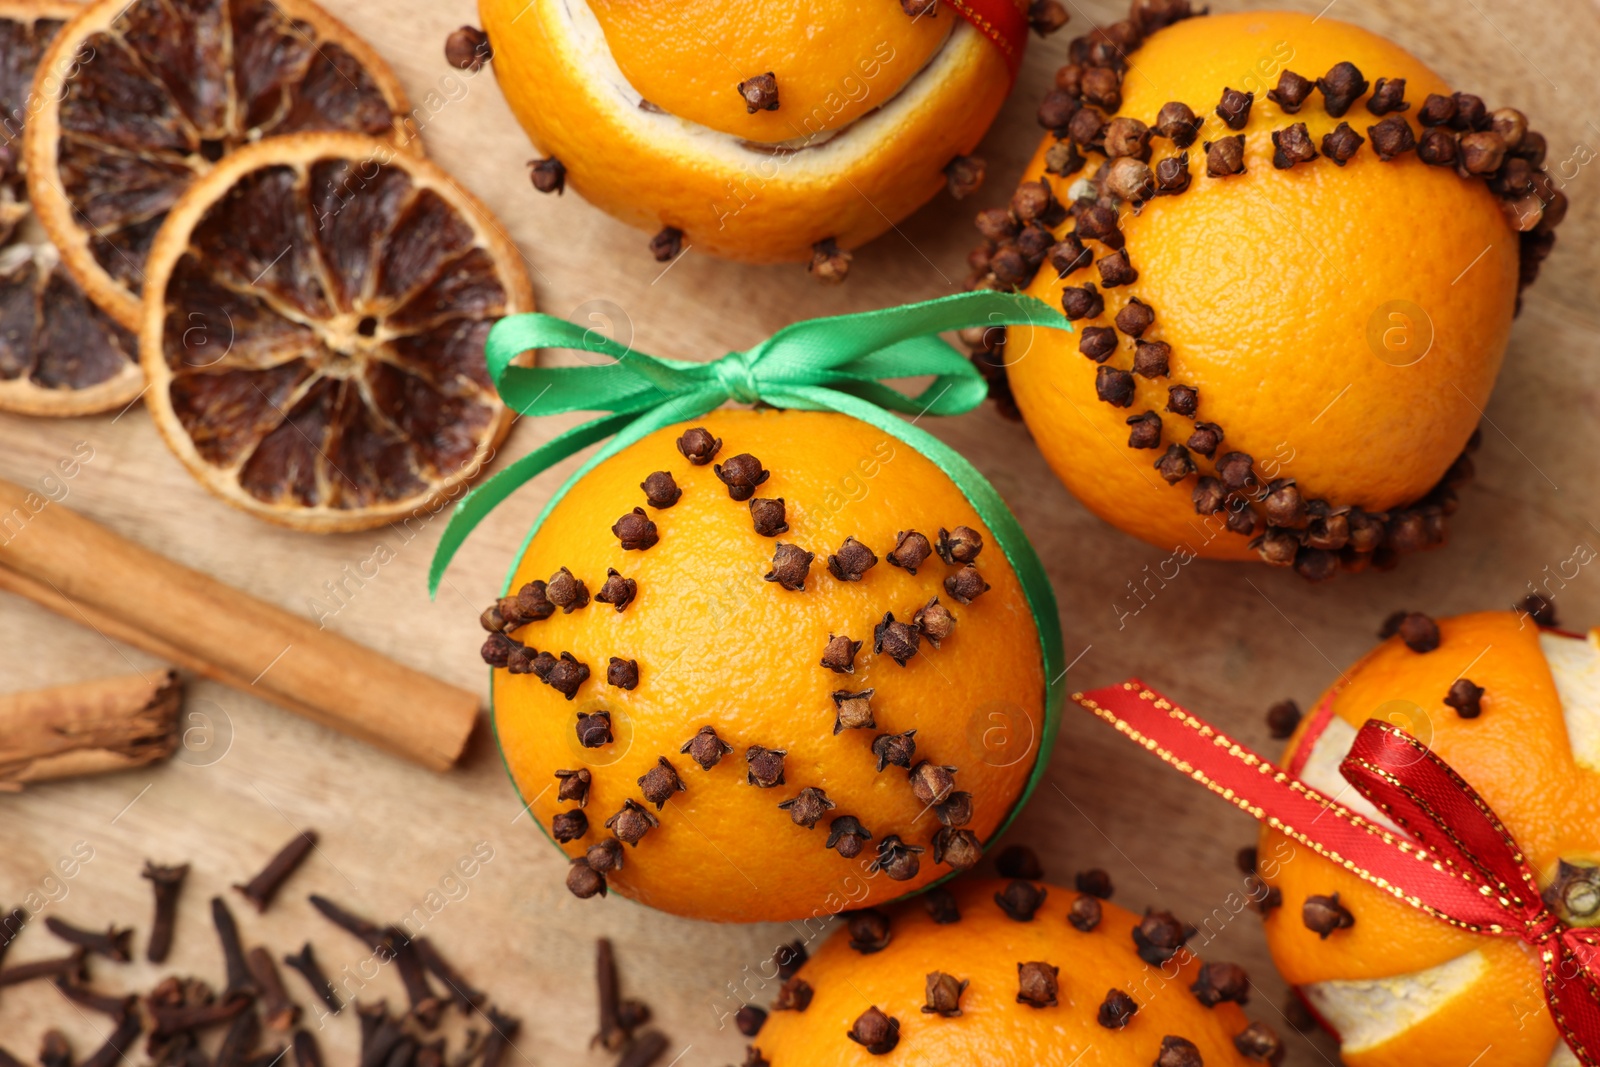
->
[476, 0, 1016, 270]
[988, 6, 1565, 578]
[485, 410, 1054, 922]
[1260, 610, 1600, 1067]
[754, 876, 1276, 1065]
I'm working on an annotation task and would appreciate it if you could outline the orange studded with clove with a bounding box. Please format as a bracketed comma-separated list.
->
[756, 877, 1266, 1065]
[1261, 610, 1600, 1067]
[489, 410, 1045, 922]
[987, 7, 1557, 579]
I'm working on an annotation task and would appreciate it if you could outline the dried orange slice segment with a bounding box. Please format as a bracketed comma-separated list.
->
[0, 0, 141, 416]
[138, 132, 532, 532]
[25, 0, 416, 333]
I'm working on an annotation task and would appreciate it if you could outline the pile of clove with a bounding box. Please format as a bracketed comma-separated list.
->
[0, 832, 526, 1067]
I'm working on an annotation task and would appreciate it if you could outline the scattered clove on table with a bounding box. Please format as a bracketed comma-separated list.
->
[235, 831, 319, 912]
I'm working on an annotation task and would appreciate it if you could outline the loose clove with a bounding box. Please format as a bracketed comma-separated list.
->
[444, 27, 492, 72]
[616, 1032, 669, 1067]
[143, 862, 188, 963]
[309, 895, 390, 955]
[593, 939, 628, 1051]
[235, 831, 319, 912]
[284, 943, 342, 1016]
[211, 898, 255, 997]
[294, 1030, 324, 1067]
[40, 1031, 69, 1067]
[388, 931, 444, 1029]
[79, 1013, 141, 1067]
[247, 946, 300, 1029]
[53, 978, 135, 1019]
[44, 917, 132, 962]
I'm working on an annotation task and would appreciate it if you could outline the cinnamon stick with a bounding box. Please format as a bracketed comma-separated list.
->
[0, 672, 181, 791]
[0, 480, 478, 771]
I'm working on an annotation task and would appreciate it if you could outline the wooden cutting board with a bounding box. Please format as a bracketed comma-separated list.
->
[3, 0, 1597, 1062]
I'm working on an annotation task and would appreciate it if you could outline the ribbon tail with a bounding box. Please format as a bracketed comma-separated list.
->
[1549, 931, 1600, 1067]
[1071, 681, 1485, 914]
[428, 411, 638, 597]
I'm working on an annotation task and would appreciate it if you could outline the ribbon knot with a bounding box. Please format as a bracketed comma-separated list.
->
[712, 349, 762, 405]
[1074, 682, 1600, 1067]
[430, 290, 1069, 601]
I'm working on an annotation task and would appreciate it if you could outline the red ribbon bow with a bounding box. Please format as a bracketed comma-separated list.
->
[944, 0, 1030, 79]
[1074, 679, 1600, 1066]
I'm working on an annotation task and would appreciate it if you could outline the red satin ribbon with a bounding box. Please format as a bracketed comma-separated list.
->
[944, 0, 1030, 79]
[1074, 679, 1600, 1067]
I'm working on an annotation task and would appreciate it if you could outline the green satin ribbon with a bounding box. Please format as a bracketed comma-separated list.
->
[428, 290, 1073, 877]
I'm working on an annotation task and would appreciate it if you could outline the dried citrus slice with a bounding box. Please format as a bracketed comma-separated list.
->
[138, 132, 531, 532]
[25, 0, 417, 333]
[0, 0, 142, 416]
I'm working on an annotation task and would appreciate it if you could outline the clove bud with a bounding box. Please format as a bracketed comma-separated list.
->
[1096, 366, 1136, 407]
[1302, 893, 1355, 938]
[1368, 115, 1416, 160]
[887, 530, 933, 573]
[1191, 961, 1251, 1006]
[944, 566, 990, 604]
[445, 26, 493, 72]
[1216, 87, 1253, 130]
[778, 787, 835, 829]
[1060, 282, 1105, 320]
[641, 471, 681, 509]
[825, 816, 872, 859]
[874, 612, 920, 666]
[821, 635, 862, 674]
[604, 800, 659, 846]
[595, 568, 637, 612]
[1079, 326, 1118, 363]
[649, 226, 684, 262]
[1098, 988, 1139, 1028]
[913, 598, 955, 647]
[1271, 122, 1318, 168]
[715, 454, 770, 501]
[547, 567, 589, 612]
[607, 657, 639, 690]
[745, 746, 787, 788]
[831, 689, 876, 733]
[527, 157, 564, 195]
[1316, 61, 1369, 117]
[1015, 961, 1059, 1007]
[1444, 677, 1485, 719]
[637, 758, 685, 809]
[995, 880, 1047, 921]
[749, 498, 788, 537]
[932, 828, 982, 870]
[1268, 69, 1315, 113]
[546, 652, 591, 699]
[738, 72, 779, 113]
[1154, 101, 1200, 146]
[575, 711, 612, 748]
[764, 543, 814, 591]
[827, 537, 878, 581]
[1069, 894, 1103, 932]
[1320, 121, 1365, 165]
[1366, 77, 1408, 116]
[921, 972, 968, 1017]
[846, 1006, 900, 1055]
[680, 726, 733, 770]
[868, 836, 923, 881]
[936, 526, 983, 564]
[677, 427, 721, 465]
[1133, 910, 1189, 965]
[1204, 135, 1246, 176]
[613, 508, 659, 551]
[555, 768, 592, 806]
[1114, 298, 1155, 338]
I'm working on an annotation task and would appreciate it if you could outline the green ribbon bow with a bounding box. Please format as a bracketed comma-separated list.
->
[429, 290, 1073, 859]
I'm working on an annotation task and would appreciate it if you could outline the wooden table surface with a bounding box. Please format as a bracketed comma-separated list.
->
[3, 0, 1598, 1062]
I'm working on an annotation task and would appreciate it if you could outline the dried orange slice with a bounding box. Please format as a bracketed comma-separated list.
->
[0, 0, 141, 416]
[138, 132, 532, 532]
[25, 0, 417, 333]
